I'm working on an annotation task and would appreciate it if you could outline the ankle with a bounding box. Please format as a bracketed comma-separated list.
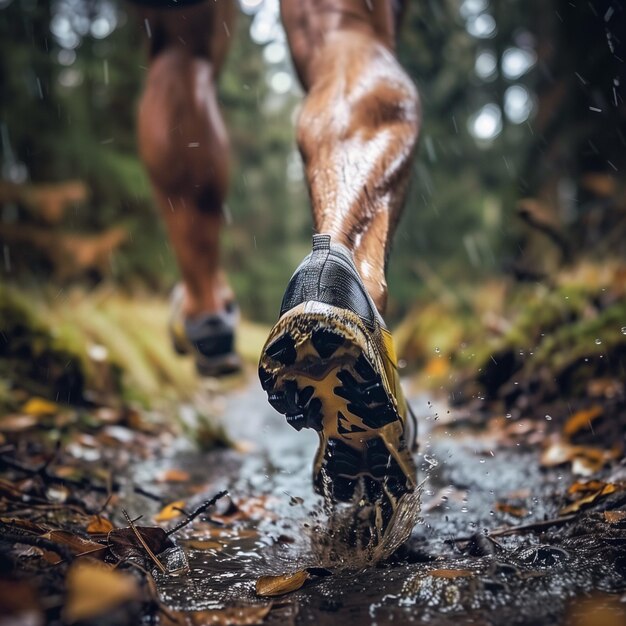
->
[180, 276, 234, 319]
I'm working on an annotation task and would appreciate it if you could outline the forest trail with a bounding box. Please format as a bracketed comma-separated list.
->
[125, 379, 626, 625]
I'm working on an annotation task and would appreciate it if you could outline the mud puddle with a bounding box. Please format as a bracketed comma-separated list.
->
[129, 381, 626, 625]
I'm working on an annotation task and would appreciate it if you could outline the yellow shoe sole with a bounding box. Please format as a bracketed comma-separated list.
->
[259, 301, 417, 513]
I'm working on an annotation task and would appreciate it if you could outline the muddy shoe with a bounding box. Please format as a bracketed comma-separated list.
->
[258, 234, 418, 510]
[169, 284, 241, 377]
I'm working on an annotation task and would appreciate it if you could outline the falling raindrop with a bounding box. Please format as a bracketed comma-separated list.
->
[423, 454, 439, 467]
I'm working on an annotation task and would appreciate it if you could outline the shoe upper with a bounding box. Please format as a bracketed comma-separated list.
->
[280, 234, 383, 331]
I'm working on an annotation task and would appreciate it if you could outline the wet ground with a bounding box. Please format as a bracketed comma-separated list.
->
[126, 380, 626, 626]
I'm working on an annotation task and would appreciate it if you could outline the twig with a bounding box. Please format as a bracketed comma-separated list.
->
[447, 514, 577, 543]
[165, 490, 228, 537]
[0, 531, 75, 562]
[122, 509, 166, 574]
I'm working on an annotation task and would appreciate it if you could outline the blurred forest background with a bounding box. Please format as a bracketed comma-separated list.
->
[1, 0, 625, 415]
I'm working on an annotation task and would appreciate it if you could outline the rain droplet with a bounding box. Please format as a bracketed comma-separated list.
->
[594, 338, 602, 345]
[505, 413, 512, 419]
[461, 506, 468, 513]
[621, 327, 626, 335]
[545, 414, 552, 421]
[479, 458, 486, 464]
[423, 454, 439, 467]
[434, 347, 440, 354]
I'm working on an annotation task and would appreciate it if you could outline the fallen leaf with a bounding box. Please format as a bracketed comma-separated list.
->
[170, 605, 273, 626]
[107, 526, 172, 562]
[541, 442, 620, 475]
[567, 480, 608, 495]
[0, 414, 38, 432]
[495, 503, 528, 518]
[560, 483, 618, 515]
[21, 397, 59, 416]
[563, 406, 603, 438]
[604, 511, 626, 523]
[40, 530, 107, 563]
[0, 578, 42, 623]
[0, 517, 46, 534]
[86, 515, 114, 534]
[64, 559, 140, 623]
[157, 469, 190, 483]
[155, 500, 186, 522]
[256, 570, 310, 597]
[429, 569, 474, 579]
[0, 478, 27, 500]
[425, 357, 449, 378]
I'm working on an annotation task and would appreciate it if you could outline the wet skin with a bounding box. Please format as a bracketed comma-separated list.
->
[136, 0, 420, 317]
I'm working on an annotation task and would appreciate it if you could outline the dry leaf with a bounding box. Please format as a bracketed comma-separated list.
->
[169, 605, 273, 626]
[0, 479, 27, 500]
[0, 517, 46, 534]
[107, 526, 172, 562]
[21, 397, 59, 416]
[64, 559, 140, 623]
[429, 569, 474, 578]
[155, 500, 186, 522]
[40, 530, 106, 563]
[541, 442, 619, 475]
[560, 483, 618, 515]
[157, 469, 191, 483]
[563, 406, 603, 438]
[495, 503, 528, 518]
[86, 515, 114, 534]
[0, 414, 38, 432]
[604, 511, 626, 523]
[255, 570, 310, 597]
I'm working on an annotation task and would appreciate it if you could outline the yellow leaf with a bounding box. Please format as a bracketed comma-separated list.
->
[255, 570, 310, 597]
[425, 357, 449, 378]
[21, 397, 59, 416]
[563, 406, 603, 438]
[154, 500, 186, 522]
[86, 515, 114, 534]
[560, 483, 618, 515]
[64, 559, 140, 623]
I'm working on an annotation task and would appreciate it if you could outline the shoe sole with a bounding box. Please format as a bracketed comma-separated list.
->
[259, 301, 416, 506]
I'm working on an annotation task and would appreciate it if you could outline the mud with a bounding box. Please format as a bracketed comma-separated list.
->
[128, 382, 626, 626]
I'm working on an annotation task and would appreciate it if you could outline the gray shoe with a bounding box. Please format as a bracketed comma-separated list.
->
[169, 284, 242, 377]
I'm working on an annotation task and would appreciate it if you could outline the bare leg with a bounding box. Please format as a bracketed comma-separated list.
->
[282, 0, 420, 313]
[136, 2, 236, 317]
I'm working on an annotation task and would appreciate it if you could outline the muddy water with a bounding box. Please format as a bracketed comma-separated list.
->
[131, 381, 625, 625]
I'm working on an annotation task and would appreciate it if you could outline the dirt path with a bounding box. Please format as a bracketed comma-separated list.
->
[127, 380, 626, 625]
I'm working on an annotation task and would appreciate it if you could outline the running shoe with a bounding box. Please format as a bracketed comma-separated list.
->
[169, 284, 241, 377]
[258, 234, 417, 511]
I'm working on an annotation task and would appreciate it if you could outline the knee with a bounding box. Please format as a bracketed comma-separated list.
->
[138, 49, 229, 208]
